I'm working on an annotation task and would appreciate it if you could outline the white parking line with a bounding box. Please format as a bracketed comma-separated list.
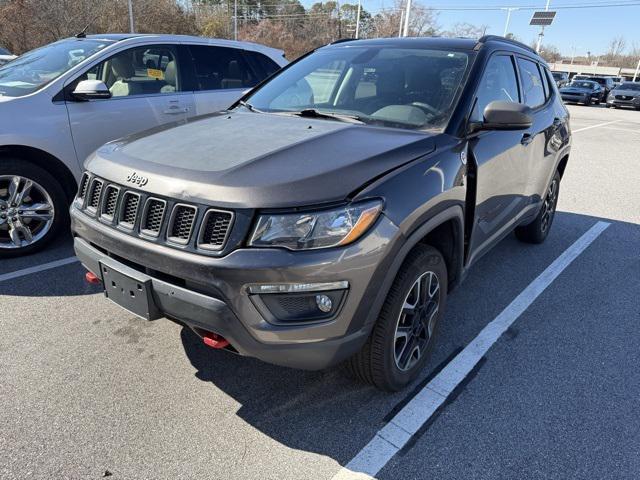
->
[331, 220, 611, 480]
[573, 120, 620, 133]
[0, 256, 78, 283]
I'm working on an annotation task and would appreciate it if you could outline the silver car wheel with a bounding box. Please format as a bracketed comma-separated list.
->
[393, 270, 440, 372]
[0, 175, 55, 249]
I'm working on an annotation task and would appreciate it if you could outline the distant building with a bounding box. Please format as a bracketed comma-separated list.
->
[549, 62, 638, 81]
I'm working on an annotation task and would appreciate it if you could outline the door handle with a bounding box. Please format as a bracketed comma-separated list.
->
[521, 133, 534, 146]
[163, 105, 189, 114]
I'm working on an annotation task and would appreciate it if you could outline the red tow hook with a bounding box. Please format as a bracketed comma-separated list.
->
[202, 332, 230, 349]
[85, 271, 101, 285]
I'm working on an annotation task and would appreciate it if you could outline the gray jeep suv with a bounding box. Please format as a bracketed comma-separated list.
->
[71, 36, 571, 391]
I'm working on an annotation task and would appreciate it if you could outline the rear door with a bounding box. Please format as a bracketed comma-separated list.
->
[185, 45, 264, 116]
[65, 44, 193, 164]
[515, 57, 561, 205]
[466, 53, 530, 264]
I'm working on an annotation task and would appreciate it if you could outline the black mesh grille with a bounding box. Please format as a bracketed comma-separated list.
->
[78, 173, 235, 254]
[199, 210, 233, 249]
[142, 199, 165, 235]
[102, 186, 119, 217]
[78, 174, 90, 199]
[88, 180, 103, 209]
[277, 295, 317, 314]
[169, 205, 196, 242]
[120, 193, 140, 227]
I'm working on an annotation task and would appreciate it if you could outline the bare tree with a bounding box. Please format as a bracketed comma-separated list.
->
[442, 22, 487, 39]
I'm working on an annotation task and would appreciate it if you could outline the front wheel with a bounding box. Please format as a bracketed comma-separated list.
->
[345, 244, 448, 391]
[0, 159, 69, 258]
[515, 171, 560, 244]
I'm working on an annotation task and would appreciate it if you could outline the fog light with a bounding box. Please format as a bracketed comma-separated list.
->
[316, 294, 333, 313]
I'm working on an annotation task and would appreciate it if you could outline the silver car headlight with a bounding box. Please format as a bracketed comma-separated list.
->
[249, 200, 383, 250]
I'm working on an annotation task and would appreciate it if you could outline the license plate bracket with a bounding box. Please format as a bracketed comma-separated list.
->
[100, 262, 161, 320]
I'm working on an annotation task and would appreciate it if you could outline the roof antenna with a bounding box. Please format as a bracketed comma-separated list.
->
[75, 15, 98, 38]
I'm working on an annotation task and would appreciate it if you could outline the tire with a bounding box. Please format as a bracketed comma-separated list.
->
[345, 244, 448, 391]
[584, 97, 592, 106]
[0, 159, 69, 258]
[515, 170, 560, 244]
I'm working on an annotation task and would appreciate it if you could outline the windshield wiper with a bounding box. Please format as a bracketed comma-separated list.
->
[237, 100, 263, 113]
[288, 109, 365, 124]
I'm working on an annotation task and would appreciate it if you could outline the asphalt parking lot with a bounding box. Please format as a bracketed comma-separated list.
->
[1, 104, 639, 480]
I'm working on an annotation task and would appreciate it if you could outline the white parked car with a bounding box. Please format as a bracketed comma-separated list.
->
[0, 34, 287, 256]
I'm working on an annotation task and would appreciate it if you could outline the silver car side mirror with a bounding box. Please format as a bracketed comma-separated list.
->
[72, 79, 112, 101]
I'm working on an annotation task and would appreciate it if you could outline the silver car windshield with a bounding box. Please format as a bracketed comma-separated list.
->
[0, 39, 112, 97]
[245, 46, 471, 131]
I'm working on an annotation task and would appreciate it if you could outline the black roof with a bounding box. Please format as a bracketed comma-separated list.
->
[325, 35, 541, 58]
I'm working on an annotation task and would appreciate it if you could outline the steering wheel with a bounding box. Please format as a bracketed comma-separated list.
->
[410, 101, 439, 116]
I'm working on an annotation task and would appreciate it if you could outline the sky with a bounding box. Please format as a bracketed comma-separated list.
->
[301, 0, 640, 57]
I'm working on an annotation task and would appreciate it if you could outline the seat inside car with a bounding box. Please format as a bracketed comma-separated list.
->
[221, 60, 243, 89]
[109, 56, 144, 97]
[160, 60, 177, 93]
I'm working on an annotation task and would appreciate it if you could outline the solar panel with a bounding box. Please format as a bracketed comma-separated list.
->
[530, 11, 556, 26]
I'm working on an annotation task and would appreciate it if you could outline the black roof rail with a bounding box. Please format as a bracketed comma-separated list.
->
[476, 35, 537, 55]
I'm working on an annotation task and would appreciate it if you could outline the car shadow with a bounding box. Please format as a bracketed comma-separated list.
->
[177, 211, 632, 467]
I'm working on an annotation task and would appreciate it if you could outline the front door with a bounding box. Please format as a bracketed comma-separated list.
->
[65, 44, 193, 164]
[467, 53, 530, 264]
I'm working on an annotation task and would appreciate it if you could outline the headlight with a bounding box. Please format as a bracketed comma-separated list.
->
[249, 200, 383, 250]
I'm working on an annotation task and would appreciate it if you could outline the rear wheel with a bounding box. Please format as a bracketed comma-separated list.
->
[515, 171, 560, 244]
[0, 159, 68, 258]
[345, 245, 448, 391]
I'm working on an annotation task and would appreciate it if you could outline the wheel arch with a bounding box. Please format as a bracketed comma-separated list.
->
[557, 153, 569, 178]
[0, 145, 78, 202]
[359, 205, 465, 332]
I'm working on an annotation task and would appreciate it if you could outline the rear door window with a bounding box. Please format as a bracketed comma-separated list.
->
[188, 45, 259, 91]
[517, 57, 546, 108]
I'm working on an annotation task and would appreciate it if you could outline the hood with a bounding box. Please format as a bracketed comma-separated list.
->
[560, 86, 591, 94]
[86, 111, 440, 209]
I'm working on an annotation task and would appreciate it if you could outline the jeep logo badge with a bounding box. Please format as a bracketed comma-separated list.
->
[126, 172, 148, 187]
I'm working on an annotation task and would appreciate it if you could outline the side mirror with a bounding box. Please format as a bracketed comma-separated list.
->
[72, 80, 111, 101]
[479, 100, 533, 131]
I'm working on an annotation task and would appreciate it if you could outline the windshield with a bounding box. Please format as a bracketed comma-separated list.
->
[568, 81, 596, 89]
[245, 46, 471, 131]
[552, 72, 563, 79]
[0, 39, 111, 97]
[619, 82, 640, 91]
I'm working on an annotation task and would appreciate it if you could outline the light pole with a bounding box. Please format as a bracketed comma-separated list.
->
[355, 0, 362, 39]
[536, 0, 551, 53]
[234, 0, 238, 41]
[633, 57, 640, 82]
[402, 0, 412, 37]
[127, 0, 135, 33]
[569, 45, 580, 65]
[501, 7, 518, 37]
[398, 9, 404, 37]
